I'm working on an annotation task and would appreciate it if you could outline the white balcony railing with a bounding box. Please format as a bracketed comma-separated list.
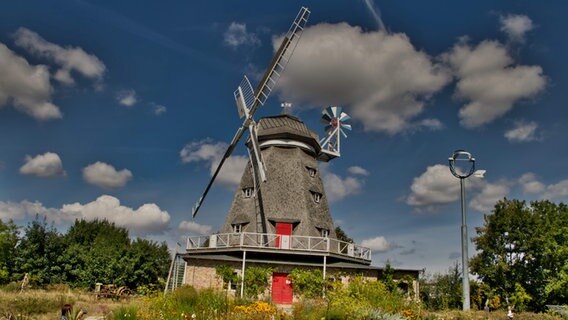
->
[186, 232, 372, 261]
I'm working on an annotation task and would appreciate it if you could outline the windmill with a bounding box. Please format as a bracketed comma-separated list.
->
[191, 7, 310, 219]
[318, 106, 352, 161]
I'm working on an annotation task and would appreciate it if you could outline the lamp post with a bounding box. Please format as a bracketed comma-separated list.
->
[448, 150, 476, 311]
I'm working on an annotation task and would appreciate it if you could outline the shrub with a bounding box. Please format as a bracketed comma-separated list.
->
[289, 268, 325, 299]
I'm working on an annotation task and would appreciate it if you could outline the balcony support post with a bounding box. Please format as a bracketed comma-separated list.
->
[240, 250, 246, 298]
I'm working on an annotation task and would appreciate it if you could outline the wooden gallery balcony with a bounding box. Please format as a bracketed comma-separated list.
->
[186, 232, 372, 264]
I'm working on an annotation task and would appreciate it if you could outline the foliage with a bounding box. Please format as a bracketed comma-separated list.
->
[289, 268, 325, 299]
[381, 261, 397, 292]
[12, 217, 65, 286]
[421, 262, 462, 310]
[471, 199, 568, 311]
[243, 266, 272, 299]
[322, 276, 420, 319]
[334, 226, 353, 243]
[0, 220, 18, 285]
[232, 301, 276, 319]
[216, 265, 240, 290]
[4, 218, 171, 290]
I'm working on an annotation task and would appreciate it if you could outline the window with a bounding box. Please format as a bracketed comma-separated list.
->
[321, 229, 329, 238]
[311, 191, 322, 203]
[233, 224, 243, 233]
[243, 187, 254, 198]
[229, 271, 239, 290]
[306, 167, 317, 177]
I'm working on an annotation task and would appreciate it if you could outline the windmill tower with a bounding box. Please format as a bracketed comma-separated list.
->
[168, 7, 421, 303]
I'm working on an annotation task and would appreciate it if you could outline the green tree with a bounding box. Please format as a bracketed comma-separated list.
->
[421, 262, 463, 310]
[471, 199, 568, 311]
[0, 219, 19, 283]
[13, 217, 65, 285]
[123, 238, 170, 289]
[334, 226, 354, 243]
[61, 219, 170, 289]
[380, 261, 397, 292]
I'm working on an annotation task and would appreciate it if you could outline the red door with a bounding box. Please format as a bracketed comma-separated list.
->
[275, 223, 292, 248]
[272, 272, 293, 304]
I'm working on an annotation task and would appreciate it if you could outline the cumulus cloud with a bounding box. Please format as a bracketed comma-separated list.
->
[443, 40, 546, 128]
[0, 43, 61, 120]
[224, 22, 260, 48]
[0, 195, 170, 235]
[543, 180, 568, 199]
[320, 163, 365, 203]
[19, 152, 65, 177]
[116, 89, 137, 107]
[500, 14, 534, 42]
[518, 173, 545, 194]
[406, 164, 460, 208]
[361, 236, 395, 253]
[13, 27, 106, 86]
[505, 121, 539, 142]
[275, 23, 451, 134]
[180, 139, 248, 188]
[469, 181, 511, 213]
[153, 104, 167, 115]
[178, 220, 213, 235]
[347, 166, 370, 176]
[83, 161, 133, 188]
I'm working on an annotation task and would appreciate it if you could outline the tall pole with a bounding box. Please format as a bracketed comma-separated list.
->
[449, 149, 477, 312]
[460, 178, 470, 311]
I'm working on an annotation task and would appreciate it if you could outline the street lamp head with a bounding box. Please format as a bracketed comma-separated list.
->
[449, 149, 476, 179]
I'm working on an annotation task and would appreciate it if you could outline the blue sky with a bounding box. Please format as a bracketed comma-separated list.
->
[1, 0, 567, 274]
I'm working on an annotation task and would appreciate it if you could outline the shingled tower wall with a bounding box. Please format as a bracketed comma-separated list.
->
[220, 114, 337, 239]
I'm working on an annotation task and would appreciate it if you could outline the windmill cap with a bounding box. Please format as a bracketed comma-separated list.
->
[256, 114, 321, 154]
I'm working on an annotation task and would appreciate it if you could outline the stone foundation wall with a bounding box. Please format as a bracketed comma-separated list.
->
[182, 258, 420, 300]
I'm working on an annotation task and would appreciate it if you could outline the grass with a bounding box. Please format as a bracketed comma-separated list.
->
[0, 286, 564, 320]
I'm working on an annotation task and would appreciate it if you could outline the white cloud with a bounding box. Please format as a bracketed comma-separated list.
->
[83, 161, 133, 189]
[61, 195, 169, 235]
[13, 28, 106, 86]
[224, 22, 260, 48]
[0, 195, 170, 235]
[500, 14, 534, 42]
[153, 104, 167, 115]
[347, 166, 370, 176]
[323, 174, 363, 202]
[361, 236, 394, 253]
[275, 23, 451, 134]
[19, 152, 65, 177]
[406, 164, 460, 208]
[0, 200, 56, 221]
[178, 220, 212, 235]
[0, 43, 61, 120]
[469, 181, 510, 213]
[321, 164, 364, 203]
[418, 118, 444, 131]
[518, 173, 545, 194]
[180, 139, 248, 188]
[443, 40, 546, 128]
[116, 89, 137, 107]
[543, 180, 568, 199]
[505, 121, 539, 142]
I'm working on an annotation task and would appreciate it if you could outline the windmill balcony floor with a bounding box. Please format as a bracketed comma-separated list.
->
[186, 232, 372, 263]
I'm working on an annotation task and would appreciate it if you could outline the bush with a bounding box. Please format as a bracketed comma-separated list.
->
[289, 268, 325, 299]
[112, 305, 139, 320]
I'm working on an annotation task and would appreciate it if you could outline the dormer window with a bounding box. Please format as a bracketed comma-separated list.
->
[311, 191, 322, 203]
[233, 224, 243, 233]
[306, 167, 317, 177]
[321, 229, 329, 238]
[243, 187, 254, 198]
